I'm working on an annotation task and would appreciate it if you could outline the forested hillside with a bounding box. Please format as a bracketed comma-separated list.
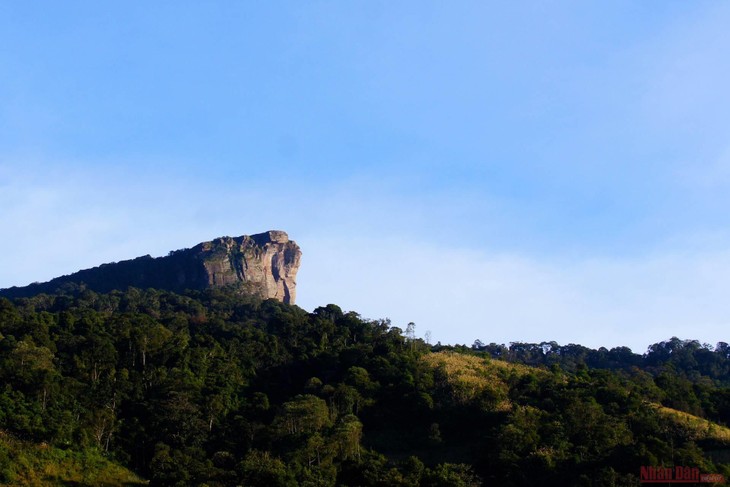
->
[1, 286, 729, 486]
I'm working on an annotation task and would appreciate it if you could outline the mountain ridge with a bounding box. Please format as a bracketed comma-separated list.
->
[0, 230, 302, 304]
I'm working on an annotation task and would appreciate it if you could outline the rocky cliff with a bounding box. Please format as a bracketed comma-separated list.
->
[0, 230, 302, 304]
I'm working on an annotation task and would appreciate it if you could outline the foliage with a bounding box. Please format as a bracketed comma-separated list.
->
[0, 290, 729, 486]
[0, 429, 145, 486]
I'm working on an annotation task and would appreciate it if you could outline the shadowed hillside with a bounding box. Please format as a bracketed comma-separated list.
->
[1, 286, 729, 486]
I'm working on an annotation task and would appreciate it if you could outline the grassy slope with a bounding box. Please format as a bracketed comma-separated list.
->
[421, 351, 545, 411]
[0, 431, 147, 487]
[653, 405, 730, 444]
[425, 352, 730, 445]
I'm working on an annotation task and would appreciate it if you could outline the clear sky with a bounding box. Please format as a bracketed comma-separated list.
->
[2, 1, 730, 352]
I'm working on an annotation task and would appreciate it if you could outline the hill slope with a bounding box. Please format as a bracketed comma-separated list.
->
[1, 286, 729, 485]
[0, 431, 146, 486]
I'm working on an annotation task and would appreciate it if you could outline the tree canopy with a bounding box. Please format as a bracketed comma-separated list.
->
[0, 288, 729, 486]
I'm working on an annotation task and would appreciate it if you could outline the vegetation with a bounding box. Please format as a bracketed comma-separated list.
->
[0, 429, 145, 486]
[0, 285, 729, 485]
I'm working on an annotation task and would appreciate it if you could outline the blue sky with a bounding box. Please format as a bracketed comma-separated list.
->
[3, 1, 730, 352]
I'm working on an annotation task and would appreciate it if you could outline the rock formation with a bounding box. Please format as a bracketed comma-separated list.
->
[0, 230, 302, 304]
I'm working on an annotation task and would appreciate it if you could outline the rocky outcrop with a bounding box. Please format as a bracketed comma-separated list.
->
[0, 230, 302, 304]
[194, 230, 301, 303]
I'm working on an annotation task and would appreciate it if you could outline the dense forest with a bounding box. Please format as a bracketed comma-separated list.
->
[1, 285, 729, 486]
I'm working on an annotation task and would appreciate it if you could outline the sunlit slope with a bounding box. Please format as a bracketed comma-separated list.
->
[423, 351, 730, 447]
[0, 431, 146, 487]
[421, 351, 546, 411]
[653, 405, 730, 444]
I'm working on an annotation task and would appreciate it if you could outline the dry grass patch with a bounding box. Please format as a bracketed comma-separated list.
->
[652, 405, 730, 444]
[421, 351, 541, 411]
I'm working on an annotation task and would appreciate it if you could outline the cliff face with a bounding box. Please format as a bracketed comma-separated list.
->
[0, 230, 302, 304]
[194, 230, 301, 303]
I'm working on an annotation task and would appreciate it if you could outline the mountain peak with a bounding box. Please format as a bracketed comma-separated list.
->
[0, 230, 302, 304]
